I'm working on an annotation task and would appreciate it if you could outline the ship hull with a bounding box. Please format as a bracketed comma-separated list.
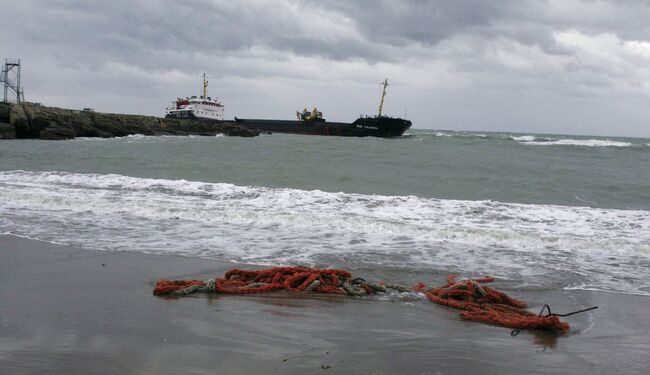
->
[165, 112, 411, 137]
[232, 117, 411, 137]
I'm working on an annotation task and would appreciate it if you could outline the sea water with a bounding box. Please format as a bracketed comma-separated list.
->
[1, 130, 649, 295]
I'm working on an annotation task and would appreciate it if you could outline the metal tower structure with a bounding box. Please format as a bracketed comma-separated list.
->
[1, 58, 24, 103]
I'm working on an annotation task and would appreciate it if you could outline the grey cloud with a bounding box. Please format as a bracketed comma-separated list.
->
[2, 0, 649, 136]
[310, 0, 515, 45]
[312, 0, 650, 55]
[12, 0, 650, 67]
[15, 0, 381, 69]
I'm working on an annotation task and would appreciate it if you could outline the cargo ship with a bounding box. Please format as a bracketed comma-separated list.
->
[165, 76, 411, 137]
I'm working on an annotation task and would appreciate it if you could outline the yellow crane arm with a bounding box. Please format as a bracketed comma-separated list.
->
[378, 78, 388, 117]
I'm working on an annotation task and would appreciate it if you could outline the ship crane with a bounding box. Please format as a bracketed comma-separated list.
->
[378, 78, 388, 117]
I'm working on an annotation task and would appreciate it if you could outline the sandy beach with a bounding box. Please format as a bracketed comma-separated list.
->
[0, 234, 648, 374]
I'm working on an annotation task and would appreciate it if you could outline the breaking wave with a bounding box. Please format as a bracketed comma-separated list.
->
[1, 170, 649, 295]
[405, 131, 492, 139]
[508, 134, 638, 147]
[407, 131, 643, 148]
[71, 134, 207, 142]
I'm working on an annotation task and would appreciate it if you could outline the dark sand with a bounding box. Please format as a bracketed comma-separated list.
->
[1, 235, 648, 374]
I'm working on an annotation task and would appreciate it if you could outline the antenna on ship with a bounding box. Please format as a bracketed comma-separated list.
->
[202, 73, 208, 99]
[378, 78, 388, 117]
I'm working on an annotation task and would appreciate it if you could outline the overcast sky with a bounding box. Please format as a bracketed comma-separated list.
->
[2, 0, 649, 137]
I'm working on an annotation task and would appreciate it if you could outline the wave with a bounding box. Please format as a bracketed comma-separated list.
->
[1, 170, 649, 295]
[71, 134, 151, 141]
[406, 131, 494, 140]
[510, 135, 633, 147]
[509, 135, 537, 142]
[508, 135, 559, 142]
[410, 131, 642, 148]
[70, 134, 208, 142]
[524, 139, 633, 147]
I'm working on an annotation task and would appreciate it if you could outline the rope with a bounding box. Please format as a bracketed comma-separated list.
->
[153, 266, 410, 297]
[537, 304, 599, 317]
[153, 268, 587, 334]
[510, 304, 598, 336]
[415, 275, 572, 333]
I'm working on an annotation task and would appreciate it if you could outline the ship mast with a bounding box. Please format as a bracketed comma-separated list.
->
[202, 73, 208, 99]
[378, 78, 388, 117]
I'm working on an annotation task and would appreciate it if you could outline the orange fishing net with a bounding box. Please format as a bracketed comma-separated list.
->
[154, 267, 570, 333]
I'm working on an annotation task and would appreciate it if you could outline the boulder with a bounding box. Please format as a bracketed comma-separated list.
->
[224, 126, 258, 137]
[0, 102, 9, 123]
[9, 104, 34, 138]
[39, 123, 75, 140]
[0, 122, 16, 139]
[68, 112, 98, 137]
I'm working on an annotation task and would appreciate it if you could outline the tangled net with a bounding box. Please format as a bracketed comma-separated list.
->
[414, 275, 570, 334]
[154, 266, 410, 297]
[153, 267, 570, 334]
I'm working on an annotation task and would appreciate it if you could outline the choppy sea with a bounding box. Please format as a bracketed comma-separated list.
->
[1, 129, 649, 295]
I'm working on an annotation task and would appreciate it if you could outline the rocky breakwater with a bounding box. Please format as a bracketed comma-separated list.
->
[0, 102, 258, 139]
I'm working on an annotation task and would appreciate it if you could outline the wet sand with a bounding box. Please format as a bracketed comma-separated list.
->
[1, 235, 648, 374]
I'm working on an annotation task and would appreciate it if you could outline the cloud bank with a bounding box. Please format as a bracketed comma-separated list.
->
[1, 0, 649, 136]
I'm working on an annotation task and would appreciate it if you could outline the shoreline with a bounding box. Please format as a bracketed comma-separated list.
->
[1, 234, 648, 374]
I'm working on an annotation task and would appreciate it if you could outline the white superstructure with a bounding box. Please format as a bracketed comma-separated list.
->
[165, 73, 224, 121]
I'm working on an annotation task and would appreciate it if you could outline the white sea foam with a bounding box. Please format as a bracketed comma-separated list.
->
[420, 131, 489, 139]
[410, 132, 640, 148]
[517, 138, 632, 147]
[70, 137, 112, 141]
[71, 134, 207, 142]
[509, 135, 537, 142]
[1, 170, 649, 295]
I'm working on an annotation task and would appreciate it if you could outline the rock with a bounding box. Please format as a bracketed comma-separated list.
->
[0, 102, 10, 122]
[224, 126, 259, 137]
[68, 112, 100, 137]
[0, 122, 16, 139]
[0, 102, 259, 139]
[9, 104, 34, 138]
[39, 123, 75, 140]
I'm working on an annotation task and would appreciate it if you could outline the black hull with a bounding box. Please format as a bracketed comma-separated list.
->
[233, 117, 411, 137]
[165, 112, 411, 137]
